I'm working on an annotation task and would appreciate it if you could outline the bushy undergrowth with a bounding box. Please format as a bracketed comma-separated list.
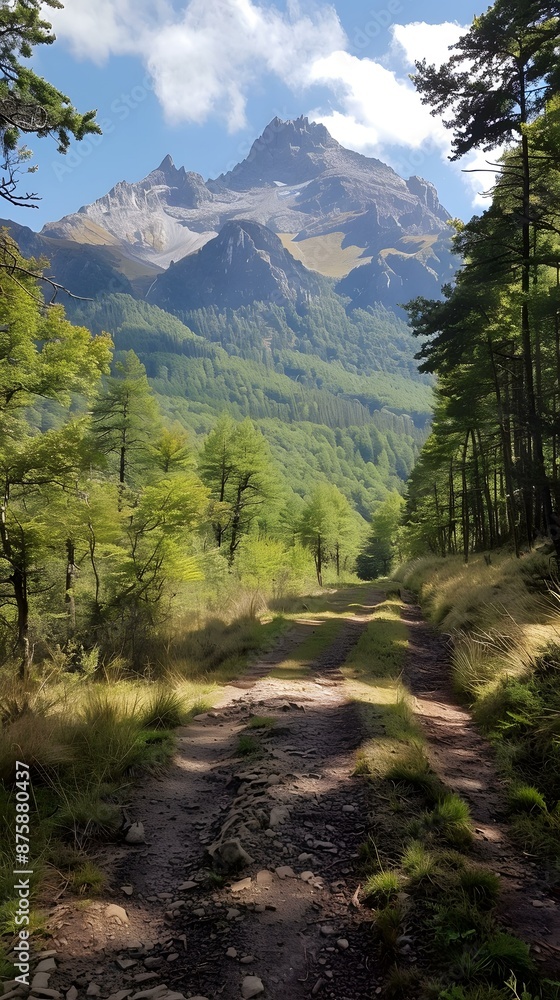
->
[397, 550, 560, 873]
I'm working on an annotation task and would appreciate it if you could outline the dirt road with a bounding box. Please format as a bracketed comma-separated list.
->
[31, 586, 560, 1000]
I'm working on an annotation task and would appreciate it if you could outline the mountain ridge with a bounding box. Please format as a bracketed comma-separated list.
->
[32, 115, 456, 311]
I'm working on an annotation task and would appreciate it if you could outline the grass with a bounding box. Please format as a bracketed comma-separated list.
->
[396, 550, 560, 873]
[269, 616, 345, 679]
[507, 784, 548, 815]
[0, 604, 289, 936]
[236, 734, 260, 756]
[246, 715, 276, 729]
[343, 585, 550, 1000]
[363, 869, 404, 904]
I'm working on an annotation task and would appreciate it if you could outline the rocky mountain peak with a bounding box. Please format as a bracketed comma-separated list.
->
[211, 115, 345, 191]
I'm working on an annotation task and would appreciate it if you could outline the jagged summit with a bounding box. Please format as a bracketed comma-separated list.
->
[211, 114, 373, 192]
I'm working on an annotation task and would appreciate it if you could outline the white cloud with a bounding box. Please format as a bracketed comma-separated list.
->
[391, 21, 466, 69]
[49, 0, 346, 131]
[308, 49, 450, 156]
[48, 0, 172, 62]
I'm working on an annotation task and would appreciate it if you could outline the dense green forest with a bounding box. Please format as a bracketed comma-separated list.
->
[66, 294, 427, 514]
[399, 5, 560, 566]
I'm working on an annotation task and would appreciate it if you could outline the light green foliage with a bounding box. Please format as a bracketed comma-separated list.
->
[0, 242, 111, 673]
[199, 414, 280, 564]
[299, 482, 356, 585]
[357, 492, 405, 579]
[92, 350, 160, 487]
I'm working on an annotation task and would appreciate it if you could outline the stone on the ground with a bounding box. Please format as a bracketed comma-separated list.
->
[226, 947, 238, 959]
[209, 838, 254, 871]
[231, 877, 252, 892]
[267, 774, 281, 786]
[226, 907, 240, 920]
[66, 990, 78, 1000]
[240, 956, 255, 964]
[125, 823, 146, 845]
[337, 939, 349, 951]
[300, 871, 314, 882]
[298, 853, 313, 862]
[130, 987, 169, 1000]
[241, 977, 264, 999]
[121, 885, 134, 896]
[342, 805, 356, 814]
[86, 986, 100, 997]
[274, 866, 295, 879]
[256, 870, 273, 886]
[35, 960, 56, 974]
[105, 903, 129, 924]
[178, 881, 197, 891]
[117, 960, 137, 970]
[31, 977, 50, 991]
[269, 806, 290, 828]
[320, 925, 336, 937]
[264, 829, 275, 838]
[107, 992, 133, 1000]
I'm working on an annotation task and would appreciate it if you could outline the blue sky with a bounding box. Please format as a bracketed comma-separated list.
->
[10, 0, 492, 231]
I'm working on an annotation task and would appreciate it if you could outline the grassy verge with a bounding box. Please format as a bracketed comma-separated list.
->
[345, 592, 558, 1000]
[0, 612, 287, 972]
[396, 551, 560, 876]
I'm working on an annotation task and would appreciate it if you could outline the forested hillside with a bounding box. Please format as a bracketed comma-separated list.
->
[66, 294, 428, 513]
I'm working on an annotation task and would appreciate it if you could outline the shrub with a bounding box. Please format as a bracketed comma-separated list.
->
[401, 840, 438, 887]
[363, 869, 403, 904]
[458, 866, 501, 910]
[507, 784, 547, 815]
[139, 688, 186, 729]
[426, 794, 474, 848]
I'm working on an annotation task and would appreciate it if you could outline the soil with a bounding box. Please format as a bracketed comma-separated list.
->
[30, 587, 560, 1000]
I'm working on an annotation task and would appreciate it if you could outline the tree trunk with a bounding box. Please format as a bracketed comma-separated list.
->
[13, 564, 30, 680]
[65, 537, 77, 634]
[461, 433, 470, 563]
[315, 533, 323, 587]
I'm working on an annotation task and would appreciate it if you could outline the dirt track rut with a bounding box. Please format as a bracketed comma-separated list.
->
[42, 591, 381, 1000]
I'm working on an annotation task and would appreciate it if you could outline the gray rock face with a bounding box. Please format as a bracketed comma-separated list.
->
[148, 220, 320, 313]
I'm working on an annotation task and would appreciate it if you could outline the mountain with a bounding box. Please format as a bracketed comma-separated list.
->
[148, 220, 322, 313]
[36, 116, 456, 311]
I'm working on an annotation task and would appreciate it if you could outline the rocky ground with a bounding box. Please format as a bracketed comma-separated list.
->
[5, 587, 560, 1000]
